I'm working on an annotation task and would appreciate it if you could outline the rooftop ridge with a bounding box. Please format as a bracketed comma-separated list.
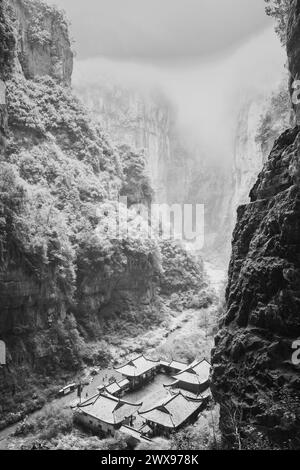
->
[114, 354, 160, 371]
[139, 392, 185, 415]
[174, 358, 211, 377]
[78, 392, 142, 409]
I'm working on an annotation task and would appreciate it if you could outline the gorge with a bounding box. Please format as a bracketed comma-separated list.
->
[0, 0, 299, 451]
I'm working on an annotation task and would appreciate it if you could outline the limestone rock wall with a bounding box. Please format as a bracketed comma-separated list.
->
[211, 1, 300, 448]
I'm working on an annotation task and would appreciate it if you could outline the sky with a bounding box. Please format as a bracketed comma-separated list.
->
[74, 27, 286, 164]
[48, 0, 273, 61]
[46, 0, 285, 165]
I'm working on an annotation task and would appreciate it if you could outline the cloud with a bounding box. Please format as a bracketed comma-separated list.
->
[74, 27, 286, 165]
[48, 0, 271, 60]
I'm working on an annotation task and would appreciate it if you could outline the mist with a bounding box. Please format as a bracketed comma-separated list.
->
[73, 27, 286, 166]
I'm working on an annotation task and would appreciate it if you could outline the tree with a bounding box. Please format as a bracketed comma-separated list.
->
[264, 0, 292, 45]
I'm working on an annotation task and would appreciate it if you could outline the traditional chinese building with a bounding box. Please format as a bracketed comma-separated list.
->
[114, 355, 159, 390]
[159, 359, 188, 375]
[139, 392, 205, 437]
[98, 378, 130, 397]
[168, 359, 211, 394]
[74, 393, 142, 437]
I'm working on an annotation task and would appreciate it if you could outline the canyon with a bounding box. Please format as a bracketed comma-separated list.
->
[211, 0, 300, 449]
[0, 0, 209, 433]
[74, 61, 291, 262]
[0, 0, 299, 451]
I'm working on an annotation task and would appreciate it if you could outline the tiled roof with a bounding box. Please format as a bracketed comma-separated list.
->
[105, 382, 121, 395]
[160, 360, 170, 367]
[77, 393, 142, 425]
[168, 360, 188, 371]
[98, 379, 130, 395]
[139, 393, 203, 429]
[118, 378, 130, 388]
[165, 381, 211, 399]
[173, 359, 211, 385]
[114, 355, 159, 378]
[160, 360, 188, 371]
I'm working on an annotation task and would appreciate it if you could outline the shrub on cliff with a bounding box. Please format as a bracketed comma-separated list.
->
[119, 144, 153, 206]
[264, 0, 292, 45]
[0, 1, 15, 80]
[0, 163, 76, 297]
[159, 240, 204, 295]
[256, 78, 291, 155]
[7, 75, 121, 175]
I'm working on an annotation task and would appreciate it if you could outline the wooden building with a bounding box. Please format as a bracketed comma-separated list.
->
[139, 392, 205, 438]
[170, 359, 211, 394]
[159, 360, 188, 375]
[98, 378, 130, 397]
[114, 355, 159, 390]
[74, 393, 142, 437]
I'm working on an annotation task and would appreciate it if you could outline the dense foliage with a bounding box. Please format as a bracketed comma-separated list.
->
[0, 69, 166, 423]
[256, 78, 291, 155]
[1, 73, 163, 307]
[264, 0, 292, 45]
[0, 0, 209, 431]
[0, 1, 15, 81]
[119, 144, 153, 206]
[159, 240, 204, 295]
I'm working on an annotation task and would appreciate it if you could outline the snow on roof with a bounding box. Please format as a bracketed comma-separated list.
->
[173, 359, 211, 385]
[139, 393, 203, 429]
[114, 355, 159, 378]
[77, 393, 142, 425]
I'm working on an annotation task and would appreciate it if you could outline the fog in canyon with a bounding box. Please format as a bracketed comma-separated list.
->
[73, 26, 287, 261]
[1, 0, 299, 451]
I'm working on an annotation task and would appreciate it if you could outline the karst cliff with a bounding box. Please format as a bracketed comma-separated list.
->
[211, 1, 300, 449]
[0, 0, 208, 427]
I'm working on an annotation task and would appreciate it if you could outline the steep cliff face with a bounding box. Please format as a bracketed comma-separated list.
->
[211, 6, 300, 449]
[222, 82, 292, 260]
[10, 0, 73, 84]
[0, 0, 14, 151]
[0, 0, 166, 426]
[0, 0, 208, 428]
[74, 77, 171, 203]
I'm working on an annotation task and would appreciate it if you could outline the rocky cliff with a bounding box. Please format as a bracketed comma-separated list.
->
[74, 77, 172, 204]
[0, 0, 207, 427]
[223, 80, 292, 258]
[10, 0, 73, 83]
[211, 3, 300, 449]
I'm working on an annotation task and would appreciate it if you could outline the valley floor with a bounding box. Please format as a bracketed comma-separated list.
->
[0, 261, 226, 450]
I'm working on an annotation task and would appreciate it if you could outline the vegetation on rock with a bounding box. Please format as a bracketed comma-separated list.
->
[264, 0, 292, 45]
